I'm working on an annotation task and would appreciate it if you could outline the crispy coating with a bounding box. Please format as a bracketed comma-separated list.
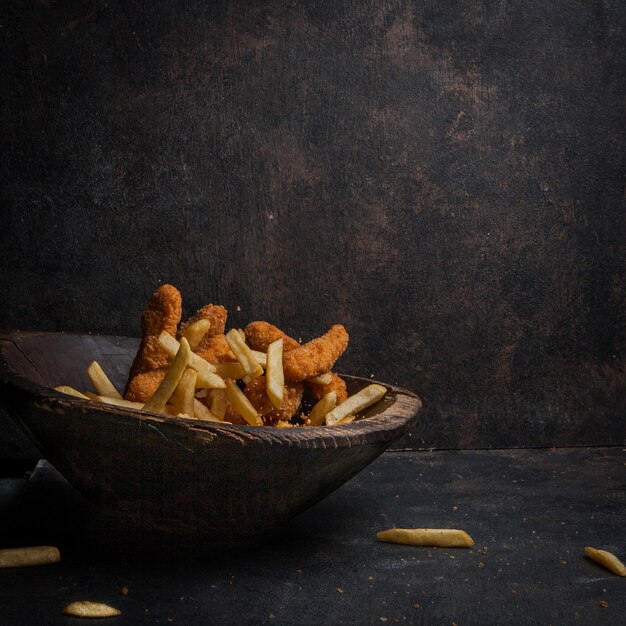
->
[125, 284, 182, 398]
[283, 325, 349, 382]
[125, 367, 166, 403]
[243, 376, 304, 424]
[305, 372, 348, 404]
[244, 321, 300, 352]
[195, 335, 235, 364]
[180, 304, 227, 340]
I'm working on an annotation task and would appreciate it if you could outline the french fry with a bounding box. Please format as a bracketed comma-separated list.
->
[181, 318, 211, 350]
[225, 329, 264, 379]
[584, 546, 626, 577]
[265, 338, 284, 409]
[55, 386, 89, 399]
[0, 546, 61, 568]
[307, 391, 337, 426]
[173, 369, 197, 417]
[84, 393, 144, 410]
[377, 528, 475, 548]
[87, 361, 123, 399]
[325, 384, 387, 426]
[157, 331, 225, 388]
[193, 399, 224, 422]
[215, 361, 246, 380]
[143, 338, 191, 413]
[251, 350, 268, 368]
[62, 602, 121, 618]
[209, 388, 228, 419]
[224, 378, 262, 426]
[334, 414, 356, 425]
[306, 373, 333, 385]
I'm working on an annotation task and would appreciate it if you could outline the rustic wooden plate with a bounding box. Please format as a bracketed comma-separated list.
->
[0, 331, 422, 547]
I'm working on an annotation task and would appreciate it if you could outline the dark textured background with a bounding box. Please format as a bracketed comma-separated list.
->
[1, 0, 625, 456]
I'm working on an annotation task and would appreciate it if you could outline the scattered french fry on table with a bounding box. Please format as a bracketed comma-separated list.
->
[377, 528, 475, 548]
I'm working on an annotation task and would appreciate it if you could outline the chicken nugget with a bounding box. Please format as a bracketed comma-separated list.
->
[125, 367, 167, 403]
[305, 372, 348, 404]
[283, 325, 349, 382]
[244, 376, 304, 424]
[180, 304, 228, 340]
[244, 321, 300, 352]
[195, 335, 235, 364]
[125, 285, 182, 397]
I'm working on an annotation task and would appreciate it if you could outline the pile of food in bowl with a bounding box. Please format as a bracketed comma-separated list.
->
[57, 284, 386, 428]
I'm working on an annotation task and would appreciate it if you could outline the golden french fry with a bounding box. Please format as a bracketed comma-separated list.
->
[334, 414, 356, 425]
[325, 384, 386, 426]
[251, 350, 268, 368]
[193, 398, 223, 422]
[62, 601, 121, 618]
[194, 371, 226, 389]
[377, 528, 475, 548]
[143, 338, 191, 413]
[0, 546, 61, 568]
[158, 330, 216, 375]
[224, 378, 262, 426]
[209, 388, 228, 419]
[306, 373, 333, 385]
[585, 546, 626, 577]
[307, 391, 337, 426]
[157, 331, 224, 388]
[225, 329, 264, 379]
[87, 361, 123, 399]
[55, 386, 89, 399]
[181, 318, 211, 350]
[215, 361, 246, 380]
[85, 393, 144, 411]
[265, 338, 284, 409]
[173, 369, 197, 417]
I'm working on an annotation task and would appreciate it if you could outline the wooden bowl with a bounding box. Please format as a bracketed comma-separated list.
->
[0, 331, 422, 547]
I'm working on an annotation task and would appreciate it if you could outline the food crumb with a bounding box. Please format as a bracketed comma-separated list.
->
[120, 586, 129, 596]
[337, 588, 344, 594]
[411, 603, 420, 609]
[479, 563, 485, 568]
[236, 305, 241, 312]
[599, 600, 608, 608]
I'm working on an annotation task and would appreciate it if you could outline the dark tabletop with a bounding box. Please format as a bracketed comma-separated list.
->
[1, 447, 624, 625]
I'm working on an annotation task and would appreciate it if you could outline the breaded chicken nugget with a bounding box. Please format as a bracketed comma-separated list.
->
[305, 372, 348, 404]
[180, 304, 228, 340]
[195, 335, 235, 364]
[244, 321, 300, 352]
[243, 376, 304, 424]
[125, 367, 167, 403]
[125, 284, 182, 398]
[283, 325, 349, 382]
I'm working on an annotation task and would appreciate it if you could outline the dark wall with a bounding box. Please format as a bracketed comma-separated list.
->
[1, 0, 625, 455]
